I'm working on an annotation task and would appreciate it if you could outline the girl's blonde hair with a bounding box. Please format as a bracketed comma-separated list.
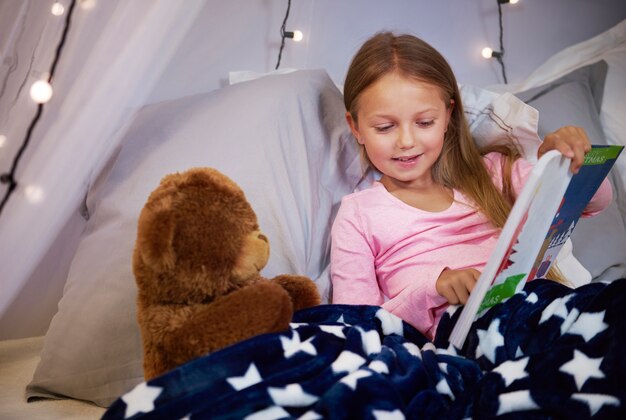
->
[343, 32, 566, 283]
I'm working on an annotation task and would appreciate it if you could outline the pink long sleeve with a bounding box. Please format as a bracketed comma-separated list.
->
[330, 184, 499, 339]
[330, 153, 533, 339]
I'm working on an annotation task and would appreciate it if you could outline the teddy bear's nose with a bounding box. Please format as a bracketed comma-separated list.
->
[258, 233, 268, 243]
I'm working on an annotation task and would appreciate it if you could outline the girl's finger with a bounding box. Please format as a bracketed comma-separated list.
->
[440, 284, 459, 305]
[452, 282, 469, 304]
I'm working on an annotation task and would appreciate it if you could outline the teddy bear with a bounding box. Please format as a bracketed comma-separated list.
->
[133, 167, 321, 380]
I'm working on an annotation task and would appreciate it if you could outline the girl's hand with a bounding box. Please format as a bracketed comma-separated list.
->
[435, 268, 480, 305]
[538, 126, 592, 174]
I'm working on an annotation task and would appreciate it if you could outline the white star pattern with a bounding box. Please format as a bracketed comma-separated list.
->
[358, 327, 382, 355]
[244, 405, 290, 420]
[372, 408, 406, 419]
[422, 342, 436, 352]
[121, 382, 163, 418]
[539, 295, 572, 324]
[436, 377, 455, 400]
[496, 390, 540, 415]
[226, 363, 262, 391]
[475, 343, 484, 360]
[403, 342, 422, 359]
[298, 410, 323, 420]
[437, 344, 458, 357]
[368, 360, 389, 374]
[477, 318, 505, 363]
[493, 357, 529, 387]
[375, 309, 404, 336]
[559, 307, 579, 335]
[438, 362, 449, 374]
[526, 292, 538, 304]
[319, 325, 346, 339]
[571, 393, 619, 416]
[331, 351, 366, 374]
[341, 369, 372, 390]
[280, 330, 317, 358]
[267, 383, 318, 407]
[559, 350, 605, 390]
[112, 298, 620, 418]
[565, 311, 608, 342]
[445, 304, 462, 316]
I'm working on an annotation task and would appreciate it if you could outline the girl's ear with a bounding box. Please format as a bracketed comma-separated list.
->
[345, 112, 364, 144]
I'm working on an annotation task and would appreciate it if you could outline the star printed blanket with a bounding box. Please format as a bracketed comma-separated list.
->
[103, 279, 626, 419]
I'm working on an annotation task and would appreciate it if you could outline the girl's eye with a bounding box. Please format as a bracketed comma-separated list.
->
[375, 124, 393, 133]
[416, 120, 434, 128]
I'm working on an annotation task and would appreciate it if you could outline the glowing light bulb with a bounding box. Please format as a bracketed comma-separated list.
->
[510, 0, 519, 4]
[0, 135, 6, 148]
[25, 185, 45, 204]
[292, 30, 303, 42]
[51, 2, 65, 15]
[481, 47, 494, 59]
[30, 80, 53, 103]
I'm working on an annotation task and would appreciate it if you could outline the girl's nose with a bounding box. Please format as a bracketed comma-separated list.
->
[397, 128, 416, 149]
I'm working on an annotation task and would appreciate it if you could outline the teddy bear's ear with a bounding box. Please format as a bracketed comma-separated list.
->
[136, 195, 177, 273]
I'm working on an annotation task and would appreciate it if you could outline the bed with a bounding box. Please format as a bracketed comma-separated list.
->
[1, 18, 625, 420]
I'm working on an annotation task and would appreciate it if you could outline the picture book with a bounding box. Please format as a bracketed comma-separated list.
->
[448, 145, 624, 349]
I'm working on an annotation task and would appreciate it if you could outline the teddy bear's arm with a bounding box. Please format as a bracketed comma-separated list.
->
[143, 281, 294, 366]
[271, 275, 321, 311]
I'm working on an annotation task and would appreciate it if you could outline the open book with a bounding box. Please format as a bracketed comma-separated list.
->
[448, 145, 624, 349]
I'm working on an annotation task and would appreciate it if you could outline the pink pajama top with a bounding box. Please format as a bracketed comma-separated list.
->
[330, 153, 612, 339]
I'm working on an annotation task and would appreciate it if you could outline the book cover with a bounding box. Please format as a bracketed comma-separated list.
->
[448, 145, 623, 348]
[528, 145, 623, 283]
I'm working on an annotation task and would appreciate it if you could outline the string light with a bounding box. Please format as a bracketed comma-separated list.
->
[482, 0, 515, 84]
[0, 0, 77, 215]
[481, 47, 502, 59]
[29, 80, 54, 103]
[0, 135, 6, 148]
[51, 2, 65, 16]
[275, 0, 304, 70]
[287, 30, 304, 42]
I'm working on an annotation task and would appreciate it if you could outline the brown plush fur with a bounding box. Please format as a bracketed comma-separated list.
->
[133, 167, 321, 380]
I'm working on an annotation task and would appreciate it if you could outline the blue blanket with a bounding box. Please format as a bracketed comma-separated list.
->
[103, 279, 626, 419]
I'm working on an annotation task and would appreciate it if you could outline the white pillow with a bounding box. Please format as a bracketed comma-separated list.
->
[460, 84, 542, 162]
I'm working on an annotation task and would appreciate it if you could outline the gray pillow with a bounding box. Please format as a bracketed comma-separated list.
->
[26, 69, 361, 407]
[516, 61, 626, 282]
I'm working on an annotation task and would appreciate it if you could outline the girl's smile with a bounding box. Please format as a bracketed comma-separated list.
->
[393, 154, 421, 162]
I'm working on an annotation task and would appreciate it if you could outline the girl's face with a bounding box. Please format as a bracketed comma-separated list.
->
[347, 72, 453, 189]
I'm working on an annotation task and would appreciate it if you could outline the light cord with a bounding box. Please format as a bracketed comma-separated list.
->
[274, 0, 292, 70]
[0, 0, 77, 216]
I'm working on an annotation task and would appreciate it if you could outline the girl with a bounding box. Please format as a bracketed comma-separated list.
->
[330, 32, 612, 340]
